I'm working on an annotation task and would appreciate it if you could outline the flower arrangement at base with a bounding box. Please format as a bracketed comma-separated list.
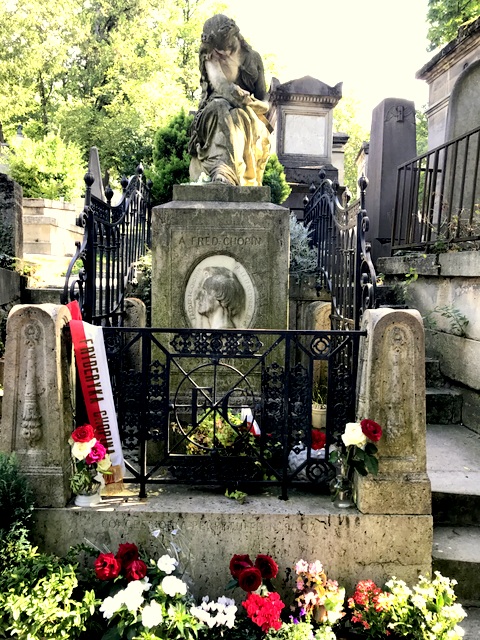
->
[292, 559, 345, 628]
[95, 542, 203, 640]
[346, 572, 466, 639]
[330, 419, 382, 506]
[69, 424, 112, 503]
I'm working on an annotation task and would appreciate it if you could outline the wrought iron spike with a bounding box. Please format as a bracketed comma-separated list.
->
[318, 168, 326, 180]
[121, 175, 128, 190]
[136, 163, 144, 175]
[332, 178, 339, 193]
[84, 172, 95, 187]
[309, 182, 316, 194]
[303, 195, 309, 206]
[105, 185, 114, 202]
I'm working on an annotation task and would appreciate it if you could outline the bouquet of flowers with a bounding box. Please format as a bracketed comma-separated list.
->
[69, 424, 112, 496]
[330, 418, 382, 502]
[95, 542, 203, 640]
[292, 559, 345, 627]
[347, 573, 466, 639]
[228, 553, 285, 633]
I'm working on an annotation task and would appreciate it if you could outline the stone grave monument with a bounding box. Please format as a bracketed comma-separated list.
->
[152, 15, 290, 331]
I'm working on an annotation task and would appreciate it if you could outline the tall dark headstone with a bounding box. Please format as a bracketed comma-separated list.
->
[0, 173, 23, 259]
[365, 98, 416, 262]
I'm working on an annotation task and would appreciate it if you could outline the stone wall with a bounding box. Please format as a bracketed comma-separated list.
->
[377, 251, 480, 432]
[22, 198, 83, 257]
[0, 173, 23, 259]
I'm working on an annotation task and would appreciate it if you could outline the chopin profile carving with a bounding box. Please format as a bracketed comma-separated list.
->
[196, 266, 246, 329]
[188, 14, 271, 186]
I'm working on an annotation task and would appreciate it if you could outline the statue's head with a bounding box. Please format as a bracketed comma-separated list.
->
[201, 15, 240, 50]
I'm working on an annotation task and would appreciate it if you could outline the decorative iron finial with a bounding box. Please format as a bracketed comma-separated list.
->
[84, 172, 95, 187]
[318, 168, 326, 181]
[136, 163, 144, 176]
[121, 175, 128, 191]
[358, 174, 368, 192]
[332, 178, 339, 193]
[105, 185, 114, 202]
[303, 195, 310, 207]
[309, 182, 316, 194]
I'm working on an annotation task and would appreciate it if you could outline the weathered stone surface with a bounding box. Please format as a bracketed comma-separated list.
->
[439, 250, 480, 277]
[152, 186, 290, 330]
[0, 304, 74, 507]
[32, 489, 432, 598]
[376, 254, 440, 277]
[0, 173, 23, 259]
[173, 184, 271, 203]
[461, 386, 480, 435]
[426, 329, 480, 391]
[356, 308, 431, 515]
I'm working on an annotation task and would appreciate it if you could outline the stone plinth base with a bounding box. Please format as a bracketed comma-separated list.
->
[32, 488, 432, 598]
[152, 184, 290, 330]
[355, 472, 431, 515]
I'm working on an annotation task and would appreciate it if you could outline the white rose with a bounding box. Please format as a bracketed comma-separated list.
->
[71, 438, 96, 461]
[141, 600, 163, 628]
[161, 575, 187, 597]
[97, 453, 112, 473]
[341, 422, 367, 448]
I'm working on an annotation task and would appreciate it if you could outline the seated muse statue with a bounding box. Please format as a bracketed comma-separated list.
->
[188, 14, 272, 187]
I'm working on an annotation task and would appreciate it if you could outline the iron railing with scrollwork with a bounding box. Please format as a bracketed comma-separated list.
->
[391, 125, 480, 252]
[61, 165, 152, 325]
[303, 171, 377, 330]
[102, 326, 364, 499]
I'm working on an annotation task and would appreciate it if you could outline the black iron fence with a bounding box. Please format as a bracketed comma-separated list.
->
[61, 165, 152, 325]
[303, 171, 377, 330]
[391, 124, 480, 252]
[102, 327, 364, 500]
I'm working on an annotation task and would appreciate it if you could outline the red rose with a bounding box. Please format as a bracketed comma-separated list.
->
[360, 419, 382, 443]
[238, 566, 262, 592]
[254, 554, 278, 580]
[229, 553, 253, 579]
[311, 430, 326, 450]
[124, 559, 147, 582]
[116, 542, 140, 567]
[85, 441, 107, 464]
[71, 424, 95, 443]
[94, 552, 121, 580]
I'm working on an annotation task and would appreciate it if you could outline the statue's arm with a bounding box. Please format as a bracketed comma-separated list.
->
[204, 57, 252, 107]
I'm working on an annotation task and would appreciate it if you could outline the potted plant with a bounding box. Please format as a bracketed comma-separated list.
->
[312, 382, 327, 430]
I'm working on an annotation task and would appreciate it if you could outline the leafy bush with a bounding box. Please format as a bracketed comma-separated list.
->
[289, 214, 318, 281]
[262, 154, 291, 205]
[0, 452, 34, 536]
[7, 132, 85, 201]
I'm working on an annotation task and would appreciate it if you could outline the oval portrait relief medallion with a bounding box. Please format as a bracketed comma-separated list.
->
[184, 255, 256, 329]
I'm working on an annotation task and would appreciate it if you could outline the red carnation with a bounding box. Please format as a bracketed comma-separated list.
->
[238, 566, 263, 592]
[124, 558, 147, 582]
[116, 542, 140, 567]
[71, 424, 95, 443]
[360, 419, 382, 443]
[94, 552, 121, 580]
[311, 430, 326, 450]
[254, 554, 278, 580]
[229, 553, 253, 579]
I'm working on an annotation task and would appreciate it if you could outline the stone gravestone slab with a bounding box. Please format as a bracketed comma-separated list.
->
[366, 98, 416, 262]
[151, 184, 290, 330]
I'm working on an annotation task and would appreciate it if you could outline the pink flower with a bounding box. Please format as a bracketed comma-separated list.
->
[85, 441, 107, 464]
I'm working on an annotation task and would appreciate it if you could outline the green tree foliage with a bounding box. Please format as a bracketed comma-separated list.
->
[147, 109, 194, 206]
[332, 94, 370, 197]
[262, 153, 291, 204]
[426, 0, 480, 51]
[7, 133, 85, 201]
[0, 0, 223, 179]
[416, 107, 429, 156]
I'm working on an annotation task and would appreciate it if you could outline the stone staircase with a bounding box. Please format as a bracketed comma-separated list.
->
[426, 356, 480, 637]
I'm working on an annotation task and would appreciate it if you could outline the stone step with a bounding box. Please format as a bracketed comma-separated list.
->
[23, 287, 63, 305]
[426, 387, 463, 424]
[425, 357, 445, 388]
[432, 526, 480, 604]
[433, 492, 480, 526]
